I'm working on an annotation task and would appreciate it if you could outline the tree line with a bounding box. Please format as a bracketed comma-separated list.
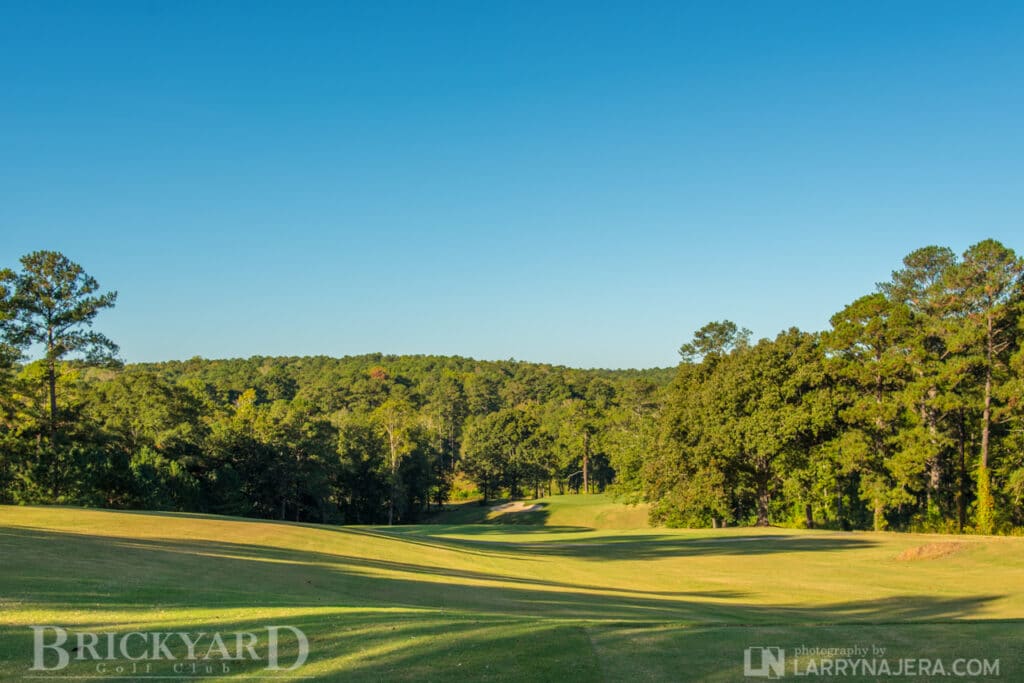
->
[2, 240, 1022, 533]
[618, 239, 1024, 533]
[0, 251, 669, 523]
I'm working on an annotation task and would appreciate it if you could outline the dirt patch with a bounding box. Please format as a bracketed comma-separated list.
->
[490, 501, 542, 514]
[896, 542, 967, 561]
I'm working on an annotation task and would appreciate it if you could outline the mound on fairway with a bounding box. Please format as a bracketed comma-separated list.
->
[432, 493, 652, 528]
[1, 506, 1023, 681]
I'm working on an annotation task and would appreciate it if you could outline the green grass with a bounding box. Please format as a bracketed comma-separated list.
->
[2, 498, 1023, 681]
[429, 493, 652, 528]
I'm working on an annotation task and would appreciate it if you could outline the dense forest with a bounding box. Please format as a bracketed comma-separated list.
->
[2, 240, 1023, 533]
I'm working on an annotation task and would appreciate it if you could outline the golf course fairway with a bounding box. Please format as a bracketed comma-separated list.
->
[2, 496, 1022, 681]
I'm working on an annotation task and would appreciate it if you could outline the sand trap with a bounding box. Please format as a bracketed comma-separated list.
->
[896, 541, 967, 561]
[490, 501, 542, 514]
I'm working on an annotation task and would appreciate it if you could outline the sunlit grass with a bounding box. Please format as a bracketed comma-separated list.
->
[2, 501, 1023, 680]
[430, 492, 651, 528]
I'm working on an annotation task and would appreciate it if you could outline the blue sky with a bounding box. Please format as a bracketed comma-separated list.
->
[2, 1, 1022, 368]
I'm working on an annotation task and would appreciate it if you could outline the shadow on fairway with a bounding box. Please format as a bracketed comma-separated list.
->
[2, 521, 1019, 682]
[342, 526, 879, 561]
[390, 523, 592, 536]
[0, 525, 997, 624]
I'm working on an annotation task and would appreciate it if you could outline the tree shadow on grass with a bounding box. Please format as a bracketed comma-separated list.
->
[1, 522, 1018, 681]
[0, 526, 745, 620]
[0, 609, 609, 682]
[49, 506, 876, 562]
[389, 523, 593, 536]
[340, 526, 879, 561]
[0, 526, 1002, 624]
[4, 607, 1019, 683]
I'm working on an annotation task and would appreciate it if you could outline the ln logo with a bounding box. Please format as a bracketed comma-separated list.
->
[744, 646, 785, 678]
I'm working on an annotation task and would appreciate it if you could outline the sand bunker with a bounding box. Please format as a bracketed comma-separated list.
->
[490, 501, 542, 514]
[896, 541, 967, 561]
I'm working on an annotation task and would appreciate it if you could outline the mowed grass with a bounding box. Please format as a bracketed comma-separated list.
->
[0, 497, 1022, 681]
[430, 493, 652, 528]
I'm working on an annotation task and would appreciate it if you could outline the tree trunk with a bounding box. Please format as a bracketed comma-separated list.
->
[922, 386, 942, 515]
[449, 427, 458, 474]
[981, 373, 991, 471]
[873, 497, 886, 532]
[756, 491, 770, 526]
[47, 360, 58, 436]
[43, 324, 57, 436]
[754, 456, 771, 526]
[582, 432, 590, 494]
[976, 314, 996, 534]
[836, 474, 845, 530]
[957, 408, 967, 532]
[388, 429, 397, 526]
[977, 377, 993, 534]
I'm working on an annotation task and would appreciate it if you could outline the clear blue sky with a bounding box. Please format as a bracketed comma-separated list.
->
[2, 1, 1022, 368]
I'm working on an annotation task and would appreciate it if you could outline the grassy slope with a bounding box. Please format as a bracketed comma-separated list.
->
[1, 498, 1022, 681]
[430, 493, 652, 528]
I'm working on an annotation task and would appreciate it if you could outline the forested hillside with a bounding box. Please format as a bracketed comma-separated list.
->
[0, 337, 672, 523]
[2, 239, 1023, 533]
